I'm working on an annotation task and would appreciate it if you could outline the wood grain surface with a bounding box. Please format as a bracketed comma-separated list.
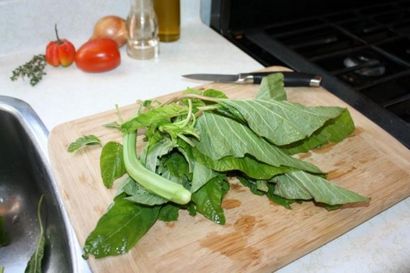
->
[48, 67, 410, 273]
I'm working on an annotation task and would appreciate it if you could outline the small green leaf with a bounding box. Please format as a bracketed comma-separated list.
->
[192, 176, 229, 225]
[191, 161, 219, 193]
[203, 89, 228, 99]
[238, 177, 266, 196]
[121, 104, 188, 133]
[83, 196, 159, 259]
[100, 142, 126, 188]
[25, 195, 45, 273]
[141, 138, 176, 171]
[0, 216, 9, 247]
[67, 135, 101, 153]
[256, 73, 286, 101]
[273, 171, 369, 205]
[158, 204, 180, 222]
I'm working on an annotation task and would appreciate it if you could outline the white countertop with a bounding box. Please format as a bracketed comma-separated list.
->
[0, 1, 409, 272]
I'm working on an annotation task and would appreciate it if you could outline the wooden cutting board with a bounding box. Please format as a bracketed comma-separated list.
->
[48, 67, 410, 273]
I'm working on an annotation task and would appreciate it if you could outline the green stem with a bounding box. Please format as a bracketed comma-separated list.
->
[123, 132, 191, 204]
[0, 265, 4, 273]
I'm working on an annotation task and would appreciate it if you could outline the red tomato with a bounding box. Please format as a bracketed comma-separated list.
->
[75, 38, 121, 73]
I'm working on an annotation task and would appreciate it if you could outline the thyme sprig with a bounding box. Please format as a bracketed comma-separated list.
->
[10, 54, 47, 86]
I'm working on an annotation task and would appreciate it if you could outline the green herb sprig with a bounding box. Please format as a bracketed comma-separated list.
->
[10, 55, 47, 86]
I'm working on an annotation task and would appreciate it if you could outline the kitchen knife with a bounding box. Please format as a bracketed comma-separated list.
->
[182, 71, 322, 87]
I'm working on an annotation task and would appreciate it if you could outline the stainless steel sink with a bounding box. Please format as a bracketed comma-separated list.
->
[0, 96, 91, 273]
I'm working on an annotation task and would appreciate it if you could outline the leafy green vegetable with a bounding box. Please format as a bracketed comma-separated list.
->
[282, 109, 355, 154]
[191, 176, 229, 225]
[100, 142, 126, 188]
[25, 195, 45, 273]
[193, 148, 290, 180]
[0, 216, 9, 246]
[70, 73, 368, 260]
[121, 104, 188, 133]
[67, 135, 101, 153]
[141, 138, 176, 171]
[83, 196, 160, 258]
[272, 171, 369, 205]
[194, 112, 322, 174]
[158, 204, 180, 222]
[220, 100, 343, 146]
[256, 73, 286, 101]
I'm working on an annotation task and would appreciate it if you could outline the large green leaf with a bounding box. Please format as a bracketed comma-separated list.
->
[194, 112, 321, 174]
[120, 177, 168, 206]
[100, 142, 126, 188]
[273, 171, 369, 205]
[83, 196, 159, 258]
[220, 99, 344, 146]
[25, 196, 45, 273]
[121, 104, 188, 133]
[193, 148, 290, 180]
[191, 176, 229, 225]
[282, 109, 355, 154]
[256, 73, 286, 101]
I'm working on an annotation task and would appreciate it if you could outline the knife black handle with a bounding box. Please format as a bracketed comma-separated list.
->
[241, 72, 322, 87]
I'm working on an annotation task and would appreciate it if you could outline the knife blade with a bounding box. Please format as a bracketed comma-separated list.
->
[182, 71, 322, 87]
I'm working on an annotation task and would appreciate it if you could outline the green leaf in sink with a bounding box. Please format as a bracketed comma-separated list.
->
[25, 195, 46, 273]
[0, 216, 9, 247]
[67, 135, 101, 153]
[83, 196, 159, 259]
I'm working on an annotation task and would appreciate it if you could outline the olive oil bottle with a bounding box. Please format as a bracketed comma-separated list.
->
[154, 0, 180, 42]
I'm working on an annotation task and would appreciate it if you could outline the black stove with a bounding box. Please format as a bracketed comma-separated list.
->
[211, 0, 410, 148]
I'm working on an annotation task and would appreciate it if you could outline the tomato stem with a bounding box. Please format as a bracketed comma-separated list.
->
[54, 24, 62, 44]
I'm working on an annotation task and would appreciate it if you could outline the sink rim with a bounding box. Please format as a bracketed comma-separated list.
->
[0, 95, 90, 273]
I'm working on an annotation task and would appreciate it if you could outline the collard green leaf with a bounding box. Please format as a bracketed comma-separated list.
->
[120, 177, 168, 206]
[100, 142, 126, 188]
[282, 109, 355, 154]
[194, 112, 321, 174]
[141, 138, 176, 171]
[83, 196, 159, 258]
[191, 161, 219, 193]
[67, 135, 101, 153]
[220, 100, 343, 146]
[121, 104, 188, 133]
[0, 216, 9, 246]
[158, 204, 180, 222]
[256, 73, 286, 101]
[191, 176, 229, 225]
[193, 148, 290, 180]
[266, 184, 294, 209]
[273, 171, 369, 205]
[25, 195, 45, 273]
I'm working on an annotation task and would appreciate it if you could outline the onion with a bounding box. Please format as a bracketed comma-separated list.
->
[91, 15, 127, 48]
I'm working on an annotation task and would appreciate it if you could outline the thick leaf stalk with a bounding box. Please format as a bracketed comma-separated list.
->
[123, 132, 191, 205]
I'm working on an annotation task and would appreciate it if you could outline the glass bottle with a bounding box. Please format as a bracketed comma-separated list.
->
[154, 0, 180, 42]
[126, 0, 159, 59]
